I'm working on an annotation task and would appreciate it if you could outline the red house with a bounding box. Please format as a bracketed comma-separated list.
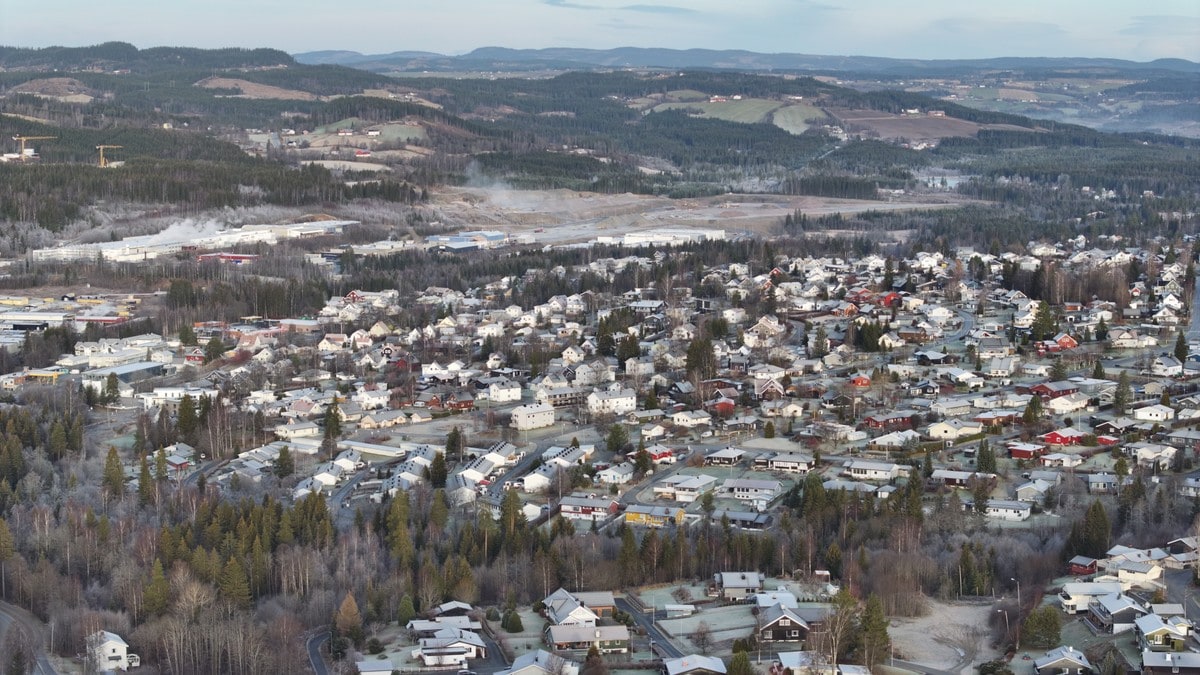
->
[850, 372, 872, 387]
[1030, 381, 1080, 400]
[706, 396, 737, 417]
[1067, 555, 1098, 576]
[183, 347, 206, 364]
[1040, 426, 1086, 446]
[880, 292, 902, 308]
[1096, 435, 1120, 446]
[1054, 333, 1079, 350]
[864, 411, 914, 430]
[1007, 442, 1046, 460]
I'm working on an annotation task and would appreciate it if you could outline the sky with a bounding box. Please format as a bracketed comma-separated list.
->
[3, 0, 1199, 62]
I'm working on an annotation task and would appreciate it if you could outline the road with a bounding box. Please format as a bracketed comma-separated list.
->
[1164, 568, 1200, 626]
[614, 597, 683, 659]
[306, 628, 329, 675]
[0, 600, 58, 674]
[1189, 276, 1200, 341]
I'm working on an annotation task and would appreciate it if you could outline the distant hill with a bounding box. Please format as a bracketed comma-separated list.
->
[293, 46, 1200, 76]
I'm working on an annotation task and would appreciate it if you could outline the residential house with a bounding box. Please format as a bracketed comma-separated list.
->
[545, 624, 629, 654]
[544, 588, 600, 626]
[1068, 556, 1099, 576]
[624, 504, 685, 528]
[1135, 613, 1193, 652]
[498, 650, 579, 675]
[723, 478, 783, 511]
[1141, 651, 1200, 675]
[712, 572, 765, 600]
[758, 604, 811, 643]
[1088, 593, 1148, 634]
[1033, 646, 1092, 675]
[663, 656, 727, 675]
[1133, 405, 1176, 423]
[843, 460, 906, 481]
[1152, 355, 1184, 377]
[512, 403, 556, 431]
[87, 631, 137, 671]
[1059, 582, 1123, 614]
[558, 494, 619, 522]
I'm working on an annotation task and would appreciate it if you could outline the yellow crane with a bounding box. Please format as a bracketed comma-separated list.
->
[96, 144, 123, 168]
[11, 135, 56, 162]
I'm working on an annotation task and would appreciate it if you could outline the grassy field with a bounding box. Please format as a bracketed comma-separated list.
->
[652, 98, 784, 124]
[770, 103, 828, 135]
[375, 122, 427, 142]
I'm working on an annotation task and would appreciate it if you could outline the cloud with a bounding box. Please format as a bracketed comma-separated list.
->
[925, 16, 1067, 39]
[1120, 14, 1200, 37]
[621, 4, 699, 14]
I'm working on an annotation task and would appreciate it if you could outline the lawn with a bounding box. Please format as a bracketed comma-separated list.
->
[771, 103, 828, 135]
[652, 99, 784, 124]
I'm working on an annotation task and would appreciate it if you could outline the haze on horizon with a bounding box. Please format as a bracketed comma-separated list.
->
[2, 0, 1198, 63]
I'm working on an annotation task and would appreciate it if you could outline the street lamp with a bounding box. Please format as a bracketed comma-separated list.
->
[1011, 577, 1021, 608]
[996, 609, 1010, 645]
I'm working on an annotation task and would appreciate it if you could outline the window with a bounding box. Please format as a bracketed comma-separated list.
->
[788, 630, 800, 637]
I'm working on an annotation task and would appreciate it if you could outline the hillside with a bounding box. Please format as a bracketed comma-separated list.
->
[0, 43, 1196, 237]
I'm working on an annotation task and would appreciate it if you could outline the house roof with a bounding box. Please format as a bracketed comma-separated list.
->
[664, 656, 727, 675]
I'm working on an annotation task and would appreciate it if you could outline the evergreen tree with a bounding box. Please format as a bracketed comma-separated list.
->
[204, 336, 225, 363]
[218, 556, 252, 609]
[1022, 396, 1043, 425]
[102, 446, 125, 500]
[104, 372, 120, 404]
[764, 421, 776, 439]
[923, 450, 934, 478]
[728, 652, 753, 675]
[501, 609, 524, 632]
[275, 445, 294, 478]
[1092, 360, 1106, 379]
[143, 559, 170, 616]
[1177, 331, 1189, 362]
[1050, 359, 1068, 381]
[1022, 606, 1062, 649]
[1095, 316, 1109, 341]
[685, 337, 716, 380]
[606, 424, 630, 454]
[972, 479, 991, 514]
[323, 398, 342, 443]
[177, 395, 198, 445]
[179, 324, 198, 346]
[1030, 301, 1058, 342]
[48, 421, 68, 461]
[137, 456, 154, 507]
[976, 440, 997, 474]
[0, 517, 13, 599]
[428, 451, 448, 488]
[811, 325, 829, 358]
[859, 594, 891, 667]
[397, 594, 416, 624]
[154, 447, 168, 482]
[1114, 371, 1132, 414]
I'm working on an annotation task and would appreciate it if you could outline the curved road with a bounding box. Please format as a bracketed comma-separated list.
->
[307, 628, 329, 675]
[0, 600, 58, 674]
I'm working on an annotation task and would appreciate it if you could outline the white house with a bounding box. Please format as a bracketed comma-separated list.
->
[512, 403, 556, 431]
[1133, 404, 1176, 423]
[87, 631, 138, 671]
[983, 500, 1032, 521]
[587, 387, 637, 416]
[1152, 355, 1184, 377]
[597, 462, 636, 485]
[843, 460, 906, 481]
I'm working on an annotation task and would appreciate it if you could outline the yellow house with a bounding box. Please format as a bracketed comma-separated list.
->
[624, 504, 684, 528]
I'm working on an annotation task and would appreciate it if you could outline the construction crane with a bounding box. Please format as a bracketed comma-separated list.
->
[11, 135, 56, 162]
[96, 144, 123, 168]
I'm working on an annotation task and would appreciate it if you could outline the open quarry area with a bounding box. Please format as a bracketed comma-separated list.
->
[427, 187, 969, 244]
